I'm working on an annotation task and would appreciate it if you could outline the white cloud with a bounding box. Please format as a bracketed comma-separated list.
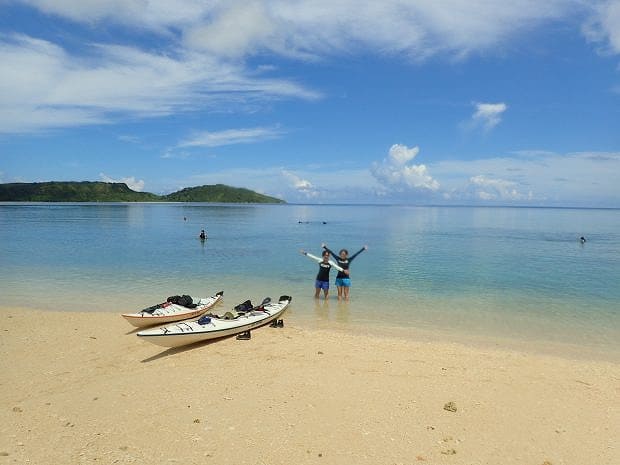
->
[281, 169, 319, 198]
[388, 144, 420, 165]
[1, 1, 590, 133]
[178, 126, 284, 148]
[16, 0, 212, 31]
[0, 33, 318, 134]
[0, 34, 107, 132]
[469, 102, 508, 132]
[465, 174, 530, 201]
[184, 2, 276, 58]
[371, 144, 440, 193]
[161, 151, 189, 160]
[22, 0, 576, 58]
[432, 151, 620, 205]
[583, 0, 620, 55]
[117, 134, 140, 144]
[99, 173, 145, 192]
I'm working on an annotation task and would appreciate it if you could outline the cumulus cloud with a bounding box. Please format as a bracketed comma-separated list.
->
[178, 126, 284, 148]
[469, 102, 508, 132]
[281, 169, 319, 198]
[99, 173, 145, 192]
[371, 144, 440, 193]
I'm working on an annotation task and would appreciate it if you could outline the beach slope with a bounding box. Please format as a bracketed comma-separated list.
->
[1, 308, 618, 465]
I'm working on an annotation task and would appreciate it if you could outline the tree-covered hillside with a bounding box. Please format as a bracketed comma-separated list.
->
[0, 182, 158, 202]
[163, 184, 284, 203]
[0, 182, 285, 203]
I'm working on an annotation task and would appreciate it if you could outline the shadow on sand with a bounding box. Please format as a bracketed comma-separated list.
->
[140, 334, 240, 363]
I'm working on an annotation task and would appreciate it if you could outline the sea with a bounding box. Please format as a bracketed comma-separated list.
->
[1, 203, 619, 359]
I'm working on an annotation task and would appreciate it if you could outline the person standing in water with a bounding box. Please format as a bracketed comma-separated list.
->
[199, 229, 207, 240]
[322, 243, 367, 301]
[300, 249, 344, 300]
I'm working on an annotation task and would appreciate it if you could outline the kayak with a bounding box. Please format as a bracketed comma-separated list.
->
[121, 291, 224, 328]
[136, 295, 292, 348]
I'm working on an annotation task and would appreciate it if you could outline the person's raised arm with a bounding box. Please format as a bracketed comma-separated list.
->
[300, 249, 322, 264]
[348, 245, 368, 262]
[321, 243, 338, 260]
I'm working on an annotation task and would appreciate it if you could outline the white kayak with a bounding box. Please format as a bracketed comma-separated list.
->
[121, 291, 224, 328]
[137, 295, 292, 348]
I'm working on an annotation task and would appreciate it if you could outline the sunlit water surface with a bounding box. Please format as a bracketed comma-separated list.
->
[1, 203, 618, 359]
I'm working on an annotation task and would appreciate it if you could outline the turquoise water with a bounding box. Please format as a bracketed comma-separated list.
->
[1, 203, 619, 356]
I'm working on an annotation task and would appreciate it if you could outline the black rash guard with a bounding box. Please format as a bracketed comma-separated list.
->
[323, 246, 366, 279]
[316, 261, 332, 282]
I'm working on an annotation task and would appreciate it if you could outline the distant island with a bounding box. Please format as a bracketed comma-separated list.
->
[0, 182, 286, 203]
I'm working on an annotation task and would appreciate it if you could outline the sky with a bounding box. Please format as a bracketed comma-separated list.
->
[0, 0, 619, 206]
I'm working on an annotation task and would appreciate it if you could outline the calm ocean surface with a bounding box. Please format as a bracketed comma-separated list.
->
[1, 203, 619, 357]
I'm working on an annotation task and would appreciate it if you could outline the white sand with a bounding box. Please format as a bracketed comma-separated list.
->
[1, 307, 618, 465]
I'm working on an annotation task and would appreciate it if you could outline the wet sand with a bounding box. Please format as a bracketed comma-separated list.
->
[1, 307, 618, 465]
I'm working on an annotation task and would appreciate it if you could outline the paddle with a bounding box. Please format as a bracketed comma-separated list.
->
[250, 297, 272, 313]
[211, 297, 272, 322]
[234, 297, 272, 315]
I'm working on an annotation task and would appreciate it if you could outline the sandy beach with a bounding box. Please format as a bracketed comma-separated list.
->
[1, 307, 618, 465]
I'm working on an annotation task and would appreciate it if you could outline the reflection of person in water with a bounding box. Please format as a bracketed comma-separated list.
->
[199, 229, 207, 240]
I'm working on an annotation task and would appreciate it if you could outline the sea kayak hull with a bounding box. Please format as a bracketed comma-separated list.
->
[137, 296, 291, 348]
[121, 291, 224, 328]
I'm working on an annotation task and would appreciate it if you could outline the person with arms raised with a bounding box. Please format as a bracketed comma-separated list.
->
[300, 249, 344, 300]
[322, 243, 367, 301]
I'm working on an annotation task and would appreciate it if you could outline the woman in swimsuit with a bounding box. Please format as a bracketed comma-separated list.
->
[300, 249, 344, 299]
[321, 243, 367, 301]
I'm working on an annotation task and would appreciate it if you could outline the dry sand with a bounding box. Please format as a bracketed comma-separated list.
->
[1, 307, 618, 465]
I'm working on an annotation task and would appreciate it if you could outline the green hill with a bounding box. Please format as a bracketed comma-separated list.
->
[163, 184, 284, 203]
[0, 181, 285, 203]
[0, 182, 158, 202]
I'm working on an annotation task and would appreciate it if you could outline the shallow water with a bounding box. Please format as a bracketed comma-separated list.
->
[1, 203, 618, 357]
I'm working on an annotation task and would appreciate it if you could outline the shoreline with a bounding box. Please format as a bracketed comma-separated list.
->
[5, 297, 620, 364]
[2, 306, 619, 465]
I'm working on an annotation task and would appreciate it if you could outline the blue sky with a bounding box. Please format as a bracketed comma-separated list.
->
[1, 0, 619, 206]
